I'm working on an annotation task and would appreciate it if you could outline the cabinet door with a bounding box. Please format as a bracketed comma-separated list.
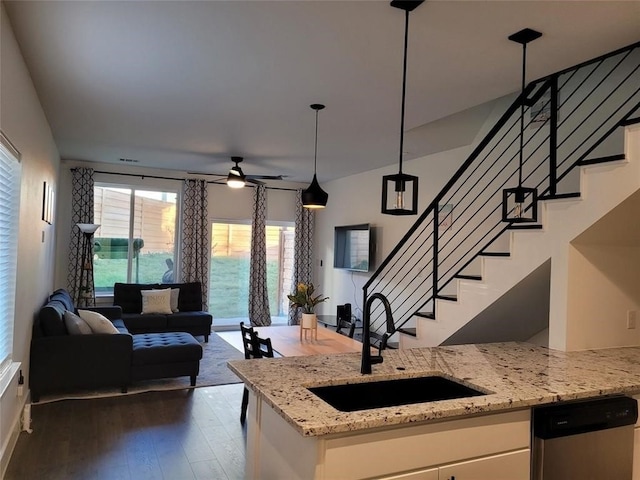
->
[438, 449, 529, 480]
[380, 468, 439, 480]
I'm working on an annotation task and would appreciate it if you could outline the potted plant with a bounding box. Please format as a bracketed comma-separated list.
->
[287, 283, 329, 328]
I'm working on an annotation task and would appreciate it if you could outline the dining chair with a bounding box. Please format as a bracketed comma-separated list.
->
[336, 303, 356, 338]
[336, 317, 356, 338]
[240, 322, 274, 425]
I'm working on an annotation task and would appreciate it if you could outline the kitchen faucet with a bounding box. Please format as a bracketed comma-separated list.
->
[361, 292, 394, 374]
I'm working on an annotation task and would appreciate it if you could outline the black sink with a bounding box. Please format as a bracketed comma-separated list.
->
[308, 376, 486, 412]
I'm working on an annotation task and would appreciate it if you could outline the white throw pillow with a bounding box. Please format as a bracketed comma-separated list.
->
[64, 310, 92, 335]
[141, 288, 172, 314]
[169, 288, 180, 313]
[77, 309, 119, 334]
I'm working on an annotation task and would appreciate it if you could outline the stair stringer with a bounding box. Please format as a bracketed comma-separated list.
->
[400, 125, 640, 350]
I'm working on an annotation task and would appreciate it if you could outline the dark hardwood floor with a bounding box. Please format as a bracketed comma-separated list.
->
[6, 383, 246, 480]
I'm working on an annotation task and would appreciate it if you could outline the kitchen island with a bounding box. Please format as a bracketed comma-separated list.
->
[228, 342, 640, 479]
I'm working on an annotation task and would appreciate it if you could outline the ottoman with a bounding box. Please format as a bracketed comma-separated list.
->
[131, 332, 203, 386]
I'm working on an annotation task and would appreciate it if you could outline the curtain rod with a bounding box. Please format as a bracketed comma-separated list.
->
[71, 168, 299, 192]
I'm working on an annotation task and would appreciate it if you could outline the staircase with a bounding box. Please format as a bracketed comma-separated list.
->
[364, 42, 640, 350]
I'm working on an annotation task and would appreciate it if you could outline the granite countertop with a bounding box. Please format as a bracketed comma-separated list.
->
[227, 342, 640, 437]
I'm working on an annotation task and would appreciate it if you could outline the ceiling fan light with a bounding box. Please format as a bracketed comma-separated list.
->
[227, 166, 246, 188]
[302, 174, 328, 208]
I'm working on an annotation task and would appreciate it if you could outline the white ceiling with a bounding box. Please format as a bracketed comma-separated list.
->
[4, 1, 640, 183]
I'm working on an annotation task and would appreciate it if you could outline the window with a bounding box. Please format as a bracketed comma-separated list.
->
[0, 133, 21, 376]
[93, 184, 178, 293]
[209, 221, 294, 326]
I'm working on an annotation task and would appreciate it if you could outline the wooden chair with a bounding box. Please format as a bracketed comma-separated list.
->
[240, 322, 274, 425]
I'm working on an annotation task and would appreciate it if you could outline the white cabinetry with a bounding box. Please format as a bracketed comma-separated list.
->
[245, 390, 531, 480]
[380, 449, 529, 480]
[438, 449, 530, 480]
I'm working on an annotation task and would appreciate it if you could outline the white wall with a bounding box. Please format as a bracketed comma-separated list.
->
[566, 244, 640, 350]
[315, 146, 471, 319]
[0, 4, 60, 473]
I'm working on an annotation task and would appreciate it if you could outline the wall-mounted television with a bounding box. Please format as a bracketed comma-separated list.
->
[334, 224, 374, 273]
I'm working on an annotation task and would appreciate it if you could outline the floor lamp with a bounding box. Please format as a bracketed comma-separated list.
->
[76, 223, 100, 307]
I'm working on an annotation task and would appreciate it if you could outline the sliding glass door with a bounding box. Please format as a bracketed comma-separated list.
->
[209, 221, 294, 327]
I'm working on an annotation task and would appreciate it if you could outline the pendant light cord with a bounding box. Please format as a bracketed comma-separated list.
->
[518, 42, 527, 187]
[314, 108, 319, 175]
[398, 9, 410, 175]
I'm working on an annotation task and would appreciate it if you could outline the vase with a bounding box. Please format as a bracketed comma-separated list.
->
[301, 313, 317, 329]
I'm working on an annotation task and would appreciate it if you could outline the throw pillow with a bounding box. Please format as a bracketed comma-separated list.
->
[77, 309, 119, 334]
[64, 310, 92, 335]
[170, 288, 180, 313]
[141, 288, 172, 314]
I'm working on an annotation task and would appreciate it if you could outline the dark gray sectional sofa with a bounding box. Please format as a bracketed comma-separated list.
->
[113, 282, 213, 342]
[30, 288, 204, 402]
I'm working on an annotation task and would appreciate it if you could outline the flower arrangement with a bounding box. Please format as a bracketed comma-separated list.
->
[287, 283, 329, 314]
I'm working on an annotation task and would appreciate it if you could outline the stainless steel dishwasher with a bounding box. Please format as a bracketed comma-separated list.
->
[532, 395, 638, 480]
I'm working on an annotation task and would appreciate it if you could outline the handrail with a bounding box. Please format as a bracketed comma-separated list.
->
[363, 41, 640, 346]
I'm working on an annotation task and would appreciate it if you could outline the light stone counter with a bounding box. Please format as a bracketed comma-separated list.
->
[228, 342, 640, 437]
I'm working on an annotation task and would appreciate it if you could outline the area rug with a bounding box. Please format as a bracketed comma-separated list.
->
[35, 332, 244, 404]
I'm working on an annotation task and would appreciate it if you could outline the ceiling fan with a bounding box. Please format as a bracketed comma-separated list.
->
[190, 156, 287, 187]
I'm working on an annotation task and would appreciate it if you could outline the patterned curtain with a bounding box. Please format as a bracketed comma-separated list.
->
[180, 179, 210, 310]
[288, 188, 314, 325]
[67, 167, 95, 306]
[248, 185, 271, 326]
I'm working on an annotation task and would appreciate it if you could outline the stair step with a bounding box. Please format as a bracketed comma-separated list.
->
[435, 294, 457, 302]
[621, 117, 640, 127]
[455, 274, 482, 281]
[507, 224, 543, 230]
[538, 192, 581, 201]
[578, 153, 625, 166]
[398, 327, 417, 337]
[415, 311, 435, 319]
[479, 251, 510, 257]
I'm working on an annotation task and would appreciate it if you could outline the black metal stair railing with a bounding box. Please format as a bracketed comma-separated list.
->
[363, 42, 640, 342]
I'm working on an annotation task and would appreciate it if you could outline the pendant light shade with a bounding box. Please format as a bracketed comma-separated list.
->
[382, 0, 423, 216]
[227, 156, 246, 189]
[502, 28, 542, 223]
[302, 104, 328, 209]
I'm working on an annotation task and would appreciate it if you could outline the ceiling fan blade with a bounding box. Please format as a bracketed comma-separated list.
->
[247, 174, 285, 180]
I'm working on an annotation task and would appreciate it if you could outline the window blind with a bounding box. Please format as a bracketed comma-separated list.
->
[0, 133, 21, 376]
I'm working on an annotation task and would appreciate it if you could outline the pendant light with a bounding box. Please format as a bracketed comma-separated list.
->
[302, 103, 329, 209]
[502, 28, 542, 223]
[382, 0, 423, 216]
[227, 156, 246, 189]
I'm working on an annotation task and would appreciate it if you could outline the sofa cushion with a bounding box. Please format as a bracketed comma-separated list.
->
[114, 282, 204, 313]
[166, 311, 213, 328]
[141, 289, 172, 314]
[170, 288, 180, 313]
[122, 313, 168, 330]
[63, 311, 92, 335]
[113, 283, 155, 314]
[39, 289, 76, 336]
[131, 332, 202, 366]
[78, 309, 120, 334]
[111, 319, 129, 334]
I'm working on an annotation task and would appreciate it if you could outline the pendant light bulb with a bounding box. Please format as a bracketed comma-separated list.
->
[302, 104, 328, 209]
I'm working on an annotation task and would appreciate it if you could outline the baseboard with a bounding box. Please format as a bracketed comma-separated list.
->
[0, 363, 26, 478]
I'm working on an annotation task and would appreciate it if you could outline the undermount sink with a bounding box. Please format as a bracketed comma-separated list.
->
[307, 375, 486, 412]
